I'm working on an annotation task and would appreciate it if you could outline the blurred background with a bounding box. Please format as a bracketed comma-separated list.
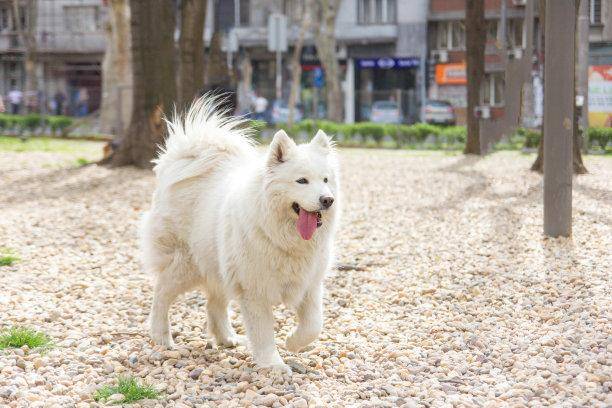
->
[0, 0, 610, 160]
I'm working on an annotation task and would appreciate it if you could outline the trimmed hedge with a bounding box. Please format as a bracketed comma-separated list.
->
[588, 127, 612, 150]
[0, 113, 74, 136]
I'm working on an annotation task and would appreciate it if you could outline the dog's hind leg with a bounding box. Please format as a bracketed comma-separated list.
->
[149, 250, 194, 348]
[206, 292, 246, 347]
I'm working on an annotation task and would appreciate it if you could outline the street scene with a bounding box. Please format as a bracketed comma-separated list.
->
[0, 1, 611, 407]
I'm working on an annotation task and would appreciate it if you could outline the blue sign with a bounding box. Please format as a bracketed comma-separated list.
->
[313, 67, 325, 88]
[357, 57, 420, 70]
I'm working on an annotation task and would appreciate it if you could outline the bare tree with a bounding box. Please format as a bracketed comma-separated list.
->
[106, 0, 176, 168]
[100, 0, 132, 135]
[206, 0, 231, 88]
[179, 0, 207, 107]
[12, 0, 37, 110]
[531, 0, 587, 174]
[464, 0, 485, 155]
[312, 0, 342, 122]
[287, 0, 311, 127]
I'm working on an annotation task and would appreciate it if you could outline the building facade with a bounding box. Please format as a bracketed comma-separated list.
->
[0, 0, 106, 114]
[588, 0, 612, 127]
[230, 0, 429, 123]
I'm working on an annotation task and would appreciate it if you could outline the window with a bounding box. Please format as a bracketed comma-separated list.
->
[486, 19, 498, 42]
[64, 6, 100, 32]
[590, 0, 601, 24]
[0, 7, 9, 31]
[240, 0, 250, 26]
[357, 0, 397, 24]
[507, 18, 524, 49]
[482, 73, 505, 106]
[434, 21, 465, 50]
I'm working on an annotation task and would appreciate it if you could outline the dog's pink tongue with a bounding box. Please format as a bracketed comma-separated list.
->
[297, 208, 318, 240]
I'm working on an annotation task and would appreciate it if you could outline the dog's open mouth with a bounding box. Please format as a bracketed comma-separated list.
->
[292, 202, 322, 240]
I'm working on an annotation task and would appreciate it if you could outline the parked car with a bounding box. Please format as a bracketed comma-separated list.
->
[423, 100, 456, 126]
[370, 100, 402, 124]
[271, 100, 303, 124]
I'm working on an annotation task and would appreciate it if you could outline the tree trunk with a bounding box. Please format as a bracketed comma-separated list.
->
[179, 0, 207, 107]
[573, 0, 587, 173]
[464, 0, 485, 155]
[206, 30, 231, 87]
[313, 0, 342, 122]
[12, 0, 38, 111]
[532, 0, 587, 174]
[288, 0, 310, 127]
[107, 0, 176, 168]
[531, 0, 546, 172]
[100, 0, 132, 135]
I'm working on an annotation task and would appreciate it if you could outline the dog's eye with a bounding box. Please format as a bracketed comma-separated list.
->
[323, 177, 328, 183]
[296, 178, 309, 184]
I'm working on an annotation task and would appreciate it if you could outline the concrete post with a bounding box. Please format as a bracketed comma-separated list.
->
[543, 0, 575, 237]
[344, 58, 355, 124]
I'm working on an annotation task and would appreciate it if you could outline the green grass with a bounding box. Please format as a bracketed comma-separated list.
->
[0, 327, 52, 350]
[0, 136, 104, 155]
[0, 248, 18, 266]
[75, 157, 91, 166]
[93, 376, 160, 404]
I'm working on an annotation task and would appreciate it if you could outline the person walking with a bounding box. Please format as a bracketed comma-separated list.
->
[7, 88, 23, 114]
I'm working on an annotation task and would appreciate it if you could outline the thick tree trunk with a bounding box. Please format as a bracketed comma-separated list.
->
[107, 0, 176, 168]
[531, 0, 546, 172]
[179, 0, 207, 107]
[100, 0, 132, 135]
[313, 0, 342, 122]
[532, 0, 587, 174]
[12, 0, 38, 110]
[288, 0, 310, 127]
[464, 0, 485, 155]
[206, 30, 231, 87]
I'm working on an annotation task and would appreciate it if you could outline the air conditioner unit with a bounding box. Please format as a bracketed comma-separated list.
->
[431, 49, 449, 63]
[512, 0, 526, 6]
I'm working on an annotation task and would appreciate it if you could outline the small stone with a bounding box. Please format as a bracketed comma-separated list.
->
[291, 397, 308, 408]
[286, 359, 307, 374]
[245, 389, 258, 400]
[108, 393, 125, 403]
[189, 367, 204, 380]
[253, 394, 278, 407]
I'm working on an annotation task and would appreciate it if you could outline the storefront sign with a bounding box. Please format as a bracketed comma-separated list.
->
[588, 65, 612, 127]
[357, 57, 420, 70]
[435, 63, 467, 85]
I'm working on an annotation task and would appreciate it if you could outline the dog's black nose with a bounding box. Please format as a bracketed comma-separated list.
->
[320, 195, 334, 209]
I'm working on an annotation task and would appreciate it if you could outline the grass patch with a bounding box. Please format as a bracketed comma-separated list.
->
[0, 248, 18, 266]
[75, 157, 90, 166]
[93, 376, 160, 404]
[0, 136, 104, 156]
[0, 327, 52, 350]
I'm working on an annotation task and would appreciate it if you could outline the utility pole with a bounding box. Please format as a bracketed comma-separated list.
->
[543, 0, 575, 237]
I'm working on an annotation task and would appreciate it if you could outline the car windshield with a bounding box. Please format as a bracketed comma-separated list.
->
[373, 101, 398, 110]
[427, 100, 451, 107]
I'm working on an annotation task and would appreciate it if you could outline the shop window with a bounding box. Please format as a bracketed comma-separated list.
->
[64, 6, 100, 32]
[434, 21, 465, 50]
[590, 0, 601, 24]
[481, 73, 505, 106]
[357, 0, 396, 24]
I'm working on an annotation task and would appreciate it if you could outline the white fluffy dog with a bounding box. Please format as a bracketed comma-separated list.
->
[141, 97, 340, 372]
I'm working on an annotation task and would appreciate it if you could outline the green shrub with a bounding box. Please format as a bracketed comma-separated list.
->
[440, 126, 466, 145]
[295, 119, 317, 134]
[22, 114, 44, 131]
[412, 123, 441, 143]
[588, 127, 611, 150]
[94, 376, 159, 404]
[0, 327, 51, 350]
[353, 122, 386, 145]
[48, 116, 73, 135]
[516, 127, 541, 148]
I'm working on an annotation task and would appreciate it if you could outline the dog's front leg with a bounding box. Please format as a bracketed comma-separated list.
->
[286, 284, 323, 353]
[240, 297, 290, 373]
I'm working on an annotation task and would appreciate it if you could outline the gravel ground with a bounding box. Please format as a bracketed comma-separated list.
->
[0, 147, 610, 408]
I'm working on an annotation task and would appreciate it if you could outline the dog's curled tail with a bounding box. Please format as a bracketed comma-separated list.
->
[153, 94, 256, 186]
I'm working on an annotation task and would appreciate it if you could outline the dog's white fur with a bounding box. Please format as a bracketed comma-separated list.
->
[141, 96, 340, 372]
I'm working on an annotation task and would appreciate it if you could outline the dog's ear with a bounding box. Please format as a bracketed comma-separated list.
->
[268, 130, 296, 165]
[310, 129, 332, 151]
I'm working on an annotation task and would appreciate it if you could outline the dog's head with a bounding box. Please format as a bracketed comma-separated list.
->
[264, 129, 339, 241]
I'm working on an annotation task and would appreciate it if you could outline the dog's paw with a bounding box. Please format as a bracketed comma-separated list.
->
[150, 331, 175, 349]
[285, 332, 316, 353]
[216, 334, 247, 348]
